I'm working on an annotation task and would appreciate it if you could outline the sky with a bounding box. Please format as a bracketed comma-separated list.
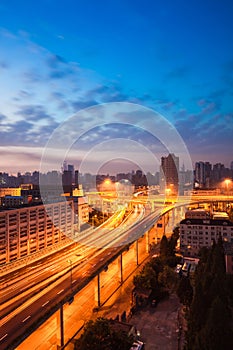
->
[0, 0, 233, 175]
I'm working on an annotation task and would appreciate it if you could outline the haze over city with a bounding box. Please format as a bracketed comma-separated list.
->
[1, 3, 233, 348]
[0, 0, 233, 175]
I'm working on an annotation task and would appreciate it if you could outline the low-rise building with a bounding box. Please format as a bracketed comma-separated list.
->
[180, 215, 233, 257]
[0, 187, 21, 197]
[1, 195, 26, 207]
[185, 209, 209, 219]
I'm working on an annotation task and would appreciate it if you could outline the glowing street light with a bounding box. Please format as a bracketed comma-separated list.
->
[92, 214, 97, 227]
[165, 188, 171, 196]
[67, 259, 73, 291]
[224, 179, 231, 197]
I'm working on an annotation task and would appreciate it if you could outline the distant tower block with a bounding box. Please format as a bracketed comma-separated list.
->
[161, 153, 179, 195]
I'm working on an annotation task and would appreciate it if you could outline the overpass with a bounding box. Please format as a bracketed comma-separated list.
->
[0, 195, 232, 349]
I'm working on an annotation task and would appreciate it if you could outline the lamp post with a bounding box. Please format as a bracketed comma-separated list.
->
[224, 179, 231, 202]
[67, 259, 73, 291]
[225, 179, 231, 196]
[92, 214, 97, 227]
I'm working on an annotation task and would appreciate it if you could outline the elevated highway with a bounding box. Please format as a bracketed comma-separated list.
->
[1, 195, 233, 349]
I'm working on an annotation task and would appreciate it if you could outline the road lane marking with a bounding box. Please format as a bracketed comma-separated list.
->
[22, 315, 31, 323]
[0, 334, 8, 342]
[42, 301, 49, 307]
[57, 289, 64, 295]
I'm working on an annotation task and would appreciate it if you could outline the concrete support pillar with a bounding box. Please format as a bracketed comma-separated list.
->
[163, 215, 166, 235]
[134, 240, 139, 265]
[145, 231, 150, 253]
[118, 253, 123, 284]
[56, 304, 64, 349]
[180, 206, 185, 219]
[94, 273, 101, 308]
[172, 209, 175, 229]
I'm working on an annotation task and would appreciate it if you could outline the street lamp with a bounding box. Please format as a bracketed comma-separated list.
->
[224, 179, 231, 193]
[224, 179, 231, 196]
[67, 259, 73, 290]
[92, 214, 97, 227]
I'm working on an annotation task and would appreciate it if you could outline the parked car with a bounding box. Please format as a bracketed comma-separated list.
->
[130, 340, 144, 350]
[182, 262, 191, 276]
[151, 299, 158, 307]
[175, 264, 183, 274]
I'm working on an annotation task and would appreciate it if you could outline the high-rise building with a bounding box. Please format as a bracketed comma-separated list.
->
[212, 163, 226, 187]
[62, 161, 68, 172]
[194, 161, 211, 189]
[68, 164, 74, 182]
[160, 153, 179, 195]
[62, 170, 72, 194]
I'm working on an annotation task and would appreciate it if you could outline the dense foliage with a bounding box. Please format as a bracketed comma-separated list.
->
[74, 317, 133, 350]
[176, 276, 193, 306]
[184, 238, 233, 350]
[133, 227, 180, 295]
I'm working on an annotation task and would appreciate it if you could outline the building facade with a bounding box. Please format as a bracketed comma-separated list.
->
[0, 200, 74, 265]
[180, 216, 233, 257]
[160, 153, 179, 195]
[194, 161, 211, 189]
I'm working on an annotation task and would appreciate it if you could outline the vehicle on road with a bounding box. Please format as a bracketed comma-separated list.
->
[130, 340, 144, 349]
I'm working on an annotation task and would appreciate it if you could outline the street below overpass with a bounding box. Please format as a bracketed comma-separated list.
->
[16, 235, 154, 350]
[1, 194, 232, 349]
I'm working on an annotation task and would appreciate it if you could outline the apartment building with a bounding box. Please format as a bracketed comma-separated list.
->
[160, 153, 179, 195]
[0, 200, 74, 265]
[180, 212, 233, 257]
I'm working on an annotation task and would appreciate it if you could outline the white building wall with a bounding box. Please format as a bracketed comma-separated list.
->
[0, 201, 74, 265]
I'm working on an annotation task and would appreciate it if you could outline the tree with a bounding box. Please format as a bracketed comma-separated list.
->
[185, 239, 233, 350]
[168, 226, 179, 256]
[176, 276, 193, 306]
[160, 235, 169, 258]
[133, 264, 157, 290]
[158, 265, 178, 291]
[75, 317, 133, 350]
[200, 296, 233, 350]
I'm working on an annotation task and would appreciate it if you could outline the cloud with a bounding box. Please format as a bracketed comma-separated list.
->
[0, 103, 58, 147]
[0, 61, 8, 69]
[200, 101, 220, 115]
[15, 104, 54, 121]
[0, 146, 44, 173]
[47, 54, 67, 68]
[23, 69, 43, 83]
[71, 100, 99, 111]
[165, 66, 190, 80]
[174, 105, 233, 163]
[208, 88, 227, 100]
[0, 113, 7, 122]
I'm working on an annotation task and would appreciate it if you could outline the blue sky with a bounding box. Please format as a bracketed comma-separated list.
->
[0, 0, 233, 174]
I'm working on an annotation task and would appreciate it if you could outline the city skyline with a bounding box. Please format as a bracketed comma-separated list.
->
[1, 1, 233, 173]
[1, 157, 232, 177]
